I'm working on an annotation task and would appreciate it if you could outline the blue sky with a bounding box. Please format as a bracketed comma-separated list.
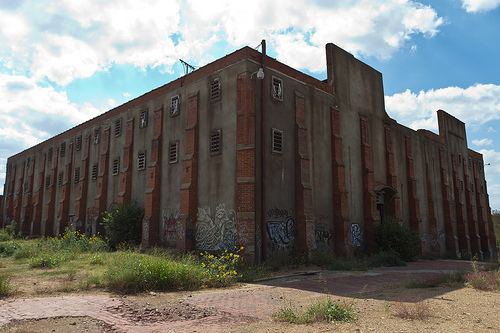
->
[1, 0, 500, 207]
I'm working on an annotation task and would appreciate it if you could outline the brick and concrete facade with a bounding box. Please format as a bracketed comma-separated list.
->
[1, 42, 497, 261]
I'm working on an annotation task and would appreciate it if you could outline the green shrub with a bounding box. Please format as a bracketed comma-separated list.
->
[273, 298, 355, 324]
[0, 241, 18, 257]
[89, 254, 104, 265]
[0, 275, 11, 298]
[101, 204, 143, 249]
[0, 229, 13, 241]
[376, 218, 421, 261]
[105, 252, 205, 293]
[29, 254, 64, 269]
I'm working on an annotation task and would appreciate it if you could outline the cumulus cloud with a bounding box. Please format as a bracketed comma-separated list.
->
[0, 0, 444, 85]
[385, 84, 500, 131]
[462, 0, 500, 12]
[472, 138, 493, 147]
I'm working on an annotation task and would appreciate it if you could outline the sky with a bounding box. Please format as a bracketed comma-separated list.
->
[0, 0, 500, 207]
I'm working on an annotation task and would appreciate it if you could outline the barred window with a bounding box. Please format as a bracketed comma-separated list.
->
[114, 118, 122, 137]
[60, 142, 66, 157]
[112, 157, 120, 176]
[272, 128, 283, 154]
[91, 163, 98, 180]
[45, 175, 51, 189]
[169, 141, 179, 164]
[210, 77, 221, 102]
[58, 171, 64, 187]
[74, 167, 80, 184]
[170, 95, 180, 117]
[75, 135, 82, 151]
[48, 147, 53, 162]
[139, 110, 148, 128]
[94, 128, 100, 144]
[272, 76, 283, 101]
[210, 129, 222, 155]
[137, 151, 146, 170]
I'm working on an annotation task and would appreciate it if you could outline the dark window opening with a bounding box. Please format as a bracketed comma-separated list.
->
[94, 128, 100, 145]
[210, 77, 221, 102]
[48, 148, 53, 162]
[137, 151, 146, 170]
[114, 118, 122, 137]
[272, 128, 283, 154]
[58, 172, 63, 187]
[60, 142, 66, 157]
[139, 110, 148, 128]
[91, 164, 98, 180]
[272, 77, 283, 101]
[210, 129, 222, 155]
[75, 135, 82, 151]
[112, 158, 120, 176]
[74, 167, 80, 184]
[170, 95, 180, 117]
[169, 141, 179, 164]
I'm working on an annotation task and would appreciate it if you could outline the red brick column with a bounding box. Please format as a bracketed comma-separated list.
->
[6, 164, 17, 222]
[295, 93, 314, 256]
[405, 136, 420, 235]
[43, 150, 59, 237]
[21, 159, 35, 236]
[178, 93, 199, 251]
[439, 149, 458, 256]
[236, 73, 256, 260]
[360, 116, 376, 251]
[425, 163, 439, 254]
[74, 136, 90, 233]
[143, 107, 164, 247]
[464, 163, 481, 257]
[384, 125, 401, 219]
[31, 155, 46, 236]
[56, 143, 73, 234]
[13, 162, 25, 233]
[331, 106, 349, 256]
[117, 119, 134, 205]
[94, 128, 110, 234]
[452, 157, 470, 256]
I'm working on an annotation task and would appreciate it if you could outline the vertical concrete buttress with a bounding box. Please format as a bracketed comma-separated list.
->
[360, 116, 377, 251]
[43, 150, 58, 236]
[74, 135, 90, 233]
[57, 142, 73, 234]
[31, 155, 46, 236]
[94, 127, 110, 234]
[117, 118, 135, 205]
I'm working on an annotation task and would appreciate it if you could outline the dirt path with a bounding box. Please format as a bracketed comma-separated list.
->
[0, 260, 498, 333]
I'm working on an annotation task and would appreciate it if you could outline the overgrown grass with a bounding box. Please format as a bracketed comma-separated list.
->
[29, 253, 66, 269]
[0, 275, 11, 297]
[465, 270, 500, 291]
[393, 302, 432, 320]
[405, 272, 464, 288]
[273, 298, 356, 324]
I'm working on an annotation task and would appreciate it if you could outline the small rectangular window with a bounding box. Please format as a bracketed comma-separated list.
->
[57, 172, 63, 187]
[91, 164, 98, 180]
[272, 77, 283, 101]
[139, 110, 148, 128]
[210, 129, 222, 155]
[272, 128, 283, 154]
[75, 135, 82, 151]
[48, 148, 53, 162]
[60, 142, 66, 157]
[137, 151, 146, 170]
[170, 95, 180, 117]
[94, 128, 100, 145]
[74, 167, 80, 184]
[45, 175, 51, 189]
[112, 157, 120, 176]
[114, 118, 122, 137]
[210, 77, 221, 102]
[169, 141, 179, 164]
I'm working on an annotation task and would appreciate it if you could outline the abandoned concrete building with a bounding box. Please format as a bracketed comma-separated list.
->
[0, 42, 497, 261]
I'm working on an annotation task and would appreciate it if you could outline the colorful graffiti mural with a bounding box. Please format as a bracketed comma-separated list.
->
[196, 204, 236, 250]
[266, 208, 295, 250]
[351, 223, 362, 247]
[162, 210, 181, 244]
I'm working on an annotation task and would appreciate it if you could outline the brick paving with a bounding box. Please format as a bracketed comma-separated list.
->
[0, 260, 479, 332]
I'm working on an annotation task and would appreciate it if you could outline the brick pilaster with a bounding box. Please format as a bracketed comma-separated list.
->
[74, 136, 90, 233]
[43, 150, 59, 237]
[464, 163, 481, 257]
[236, 73, 256, 260]
[439, 149, 459, 256]
[31, 155, 46, 236]
[94, 128, 110, 234]
[425, 163, 439, 254]
[384, 125, 401, 219]
[295, 93, 314, 256]
[178, 93, 199, 251]
[13, 162, 25, 233]
[360, 116, 376, 251]
[331, 106, 349, 256]
[404, 136, 421, 237]
[6, 165, 16, 222]
[20, 159, 34, 235]
[452, 156, 471, 256]
[56, 143, 73, 234]
[143, 106, 164, 247]
[117, 119, 134, 205]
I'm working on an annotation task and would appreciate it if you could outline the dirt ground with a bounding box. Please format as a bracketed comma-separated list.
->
[1, 260, 499, 333]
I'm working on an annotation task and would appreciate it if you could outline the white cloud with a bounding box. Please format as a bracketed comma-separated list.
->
[385, 84, 500, 131]
[0, 0, 444, 84]
[462, 0, 500, 12]
[472, 138, 493, 147]
[478, 149, 500, 208]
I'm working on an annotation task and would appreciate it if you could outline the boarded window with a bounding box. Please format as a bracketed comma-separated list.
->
[75, 135, 82, 151]
[45, 176, 51, 189]
[210, 77, 221, 102]
[58, 172, 63, 187]
[170, 95, 180, 117]
[94, 128, 100, 144]
[137, 151, 146, 170]
[272, 76, 283, 101]
[169, 141, 179, 164]
[139, 110, 148, 128]
[210, 129, 222, 155]
[91, 163, 98, 180]
[60, 142, 66, 157]
[112, 157, 120, 176]
[74, 167, 80, 184]
[272, 128, 283, 154]
[114, 118, 122, 137]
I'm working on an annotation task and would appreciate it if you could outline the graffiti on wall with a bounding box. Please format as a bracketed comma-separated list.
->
[86, 207, 99, 236]
[266, 208, 295, 250]
[315, 223, 333, 249]
[351, 223, 362, 247]
[162, 210, 181, 244]
[196, 204, 236, 251]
